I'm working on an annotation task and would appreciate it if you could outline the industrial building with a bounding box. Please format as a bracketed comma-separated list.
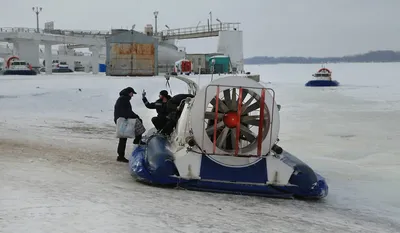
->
[105, 29, 158, 76]
[186, 53, 224, 74]
[0, 16, 244, 75]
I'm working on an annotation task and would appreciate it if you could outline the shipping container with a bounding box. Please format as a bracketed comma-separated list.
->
[208, 55, 230, 73]
[106, 30, 158, 76]
[186, 53, 224, 74]
[108, 43, 155, 76]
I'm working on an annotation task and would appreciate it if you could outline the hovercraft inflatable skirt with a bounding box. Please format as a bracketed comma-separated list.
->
[129, 135, 180, 185]
[2, 70, 37, 75]
[305, 80, 339, 87]
[52, 68, 74, 73]
[129, 135, 328, 199]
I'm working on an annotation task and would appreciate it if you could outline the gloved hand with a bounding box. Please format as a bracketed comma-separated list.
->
[142, 89, 146, 98]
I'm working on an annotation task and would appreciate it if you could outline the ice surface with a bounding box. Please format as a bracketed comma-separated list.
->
[1, 64, 400, 233]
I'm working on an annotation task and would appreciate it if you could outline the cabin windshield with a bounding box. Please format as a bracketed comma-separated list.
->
[314, 73, 330, 77]
[11, 62, 26, 66]
[60, 62, 67, 65]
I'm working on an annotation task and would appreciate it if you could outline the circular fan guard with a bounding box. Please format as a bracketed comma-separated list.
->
[204, 87, 271, 154]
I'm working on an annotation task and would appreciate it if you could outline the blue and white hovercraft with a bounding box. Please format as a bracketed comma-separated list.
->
[305, 67, 339, 87]
[129, 75, 328, 199]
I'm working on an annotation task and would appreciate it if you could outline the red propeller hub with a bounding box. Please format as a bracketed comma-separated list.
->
[223, 112, 239, 128]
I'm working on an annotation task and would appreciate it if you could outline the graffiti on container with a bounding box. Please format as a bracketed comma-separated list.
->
[111, 43, 154, 56]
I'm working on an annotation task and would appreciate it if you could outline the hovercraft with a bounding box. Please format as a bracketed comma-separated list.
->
[129, 75, 329, 199]
[305, 67, 339, 87]
[2, 56, 37, 75]
[51, 60, 74, 73]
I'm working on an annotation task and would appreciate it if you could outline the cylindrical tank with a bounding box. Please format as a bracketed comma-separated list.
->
[158, 45, 186, 66]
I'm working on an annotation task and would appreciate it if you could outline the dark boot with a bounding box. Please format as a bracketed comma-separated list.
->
[117, 156, 129, 163]
[151, 116, 161, 131]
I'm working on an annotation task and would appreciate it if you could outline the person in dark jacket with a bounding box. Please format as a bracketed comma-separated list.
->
[114, 87, 145, 163]
[160, 94, 195, 135]
[142, 89, 171, 131]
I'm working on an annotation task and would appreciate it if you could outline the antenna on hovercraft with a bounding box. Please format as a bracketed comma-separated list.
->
[165, 75, 173, 95]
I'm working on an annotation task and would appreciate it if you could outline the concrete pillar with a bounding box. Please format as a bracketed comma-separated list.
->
[68, 59, 75, 71]
[12, 40, 40, 67]
[12, 42, 20, 56]
[89, 46, 100, 74]
[44, 43, 52, 74]
[66, 48, 76, 71]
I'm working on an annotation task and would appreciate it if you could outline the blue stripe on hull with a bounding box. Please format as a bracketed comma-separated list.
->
[199, 155, 268, 183]
[128, 136, 329, 200]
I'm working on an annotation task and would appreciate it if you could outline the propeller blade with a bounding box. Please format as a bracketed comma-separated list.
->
[241, 115, 263, 126]
[230, 128, 237, 150]
[241, 89, 248, 102]
[239, 124, 257, 142]
[223, 89, 232, 109]
[210, 97, 229, 113]
[204, 111, 224, 120]
[242, 95, 256, 112]
[206, 121, 225, 135]
[230, 88, 237, 110]
[217, 127, 230, 148]
[242, 102, 261, 115]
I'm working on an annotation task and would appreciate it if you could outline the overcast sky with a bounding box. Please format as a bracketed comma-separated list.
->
[1, 0, 399, 57]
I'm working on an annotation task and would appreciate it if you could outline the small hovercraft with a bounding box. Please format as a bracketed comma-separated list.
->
[129, 75, 329, 199]
[305, 67, 339, 87]
[52, 61, 74, 73]
[2, 56, 37, 75]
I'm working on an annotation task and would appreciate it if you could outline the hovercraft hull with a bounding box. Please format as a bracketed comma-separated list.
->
[2, 69, 37, 75]
[52, 68, 74, 73]
[305, 80, 339, 87]
[129, 135, 328, 199]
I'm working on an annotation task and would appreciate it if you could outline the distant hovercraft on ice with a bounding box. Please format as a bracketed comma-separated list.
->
[1, 56, 37, 75]
[129, 75, 329, 199]
[305, 66, 339, 87]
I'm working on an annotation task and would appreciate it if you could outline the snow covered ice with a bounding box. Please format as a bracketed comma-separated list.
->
[1, 63, 399, 233]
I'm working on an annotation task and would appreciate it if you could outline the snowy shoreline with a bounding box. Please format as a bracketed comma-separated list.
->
[1, 64, 400, 232]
